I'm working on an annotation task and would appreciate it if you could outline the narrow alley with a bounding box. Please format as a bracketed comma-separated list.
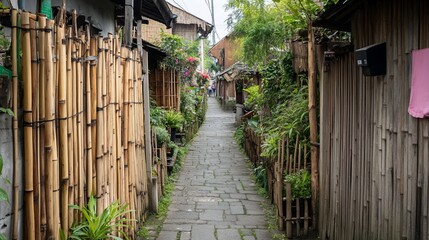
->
[156, 97, 274, 240]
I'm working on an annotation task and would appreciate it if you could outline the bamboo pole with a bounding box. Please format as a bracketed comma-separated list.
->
[45, 19, 59, 239]
[38, 15, 47, 239]
[96, 36, 105, 214]
[122, 47, 131, 222]
[66, 26, 75, 226]
[90, 37, 98, 196]
[57, 24, 69, 234]
[70, 11, 79, 212]
[11, 9, 19, 240]
[105, 36, 114, 205]
[102, 38, 109, 208]
[77, 34, 85, 209]
[110, 34, 118, 209]
[85, 28, 94, 198]
[116, 39, 126, 207]
[30, 16, 41, 240]
[307, 22, 319, 229]
[129, 50, 137, 229]
[22, 12, 36, 239]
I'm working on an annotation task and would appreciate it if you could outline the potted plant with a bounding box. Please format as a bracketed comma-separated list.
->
[164, 110, 184, 142]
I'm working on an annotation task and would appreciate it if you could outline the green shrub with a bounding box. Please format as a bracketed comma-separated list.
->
[284, 169, 311, 200]
[243, 85, 260, 110]
[150, 106, 166, 127]
[154, 126, 170, 145]
[234, 124, 245, 147]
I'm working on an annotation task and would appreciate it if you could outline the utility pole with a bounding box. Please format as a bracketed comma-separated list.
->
[211, 0, 215, 45]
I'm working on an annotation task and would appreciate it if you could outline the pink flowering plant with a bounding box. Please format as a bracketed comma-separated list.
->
[159, 32, 199, 85]
[196, 73, 210, 86]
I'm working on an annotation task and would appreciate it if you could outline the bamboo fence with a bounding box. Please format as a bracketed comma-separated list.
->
[242, 126, 312, 238]
[10, 9, 152, 238]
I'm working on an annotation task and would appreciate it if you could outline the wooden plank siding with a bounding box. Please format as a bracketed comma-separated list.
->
[319, 0, 429, 239]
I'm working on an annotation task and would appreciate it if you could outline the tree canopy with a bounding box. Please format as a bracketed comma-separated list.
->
[226, 0, 338, 66]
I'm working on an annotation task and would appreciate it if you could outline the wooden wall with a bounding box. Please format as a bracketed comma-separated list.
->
[209, 36, 239, 70]
[149, 68, 181, 110]
[319, 0, 429, 239]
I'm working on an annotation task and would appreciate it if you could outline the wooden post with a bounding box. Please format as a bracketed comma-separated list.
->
[11, 9, 19, 240]
[285, 182, 293, 238]
[124, 0, 133, 47]
[22, 12, 36, 239]
[142, 49, 153, 199]
[307, 22, 319, 229]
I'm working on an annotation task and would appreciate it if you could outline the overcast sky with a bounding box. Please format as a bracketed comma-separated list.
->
[166, 0, 232, 44]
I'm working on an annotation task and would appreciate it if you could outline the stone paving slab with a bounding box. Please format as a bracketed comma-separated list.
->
[156, 98, 274, 240]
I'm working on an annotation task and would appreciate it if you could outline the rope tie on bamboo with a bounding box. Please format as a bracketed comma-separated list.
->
[23, 110, 85, 127]
[10, 26, 52, 32]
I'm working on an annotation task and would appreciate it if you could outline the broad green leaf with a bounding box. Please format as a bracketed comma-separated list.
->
[0, 188, 9, 203]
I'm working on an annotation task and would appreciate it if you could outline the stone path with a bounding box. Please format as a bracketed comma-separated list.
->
[156, 97, 274, 240]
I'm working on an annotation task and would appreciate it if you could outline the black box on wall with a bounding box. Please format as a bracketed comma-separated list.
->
[355, 42, 386, 76]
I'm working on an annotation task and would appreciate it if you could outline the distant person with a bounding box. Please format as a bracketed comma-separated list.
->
[211, 84, 215, 96]
[208, 85, 213, 97]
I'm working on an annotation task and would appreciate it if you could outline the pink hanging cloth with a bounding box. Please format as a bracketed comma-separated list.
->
[408, 48, 429, 118]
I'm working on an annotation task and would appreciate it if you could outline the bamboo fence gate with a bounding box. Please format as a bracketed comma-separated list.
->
[9, 9, 153, 239]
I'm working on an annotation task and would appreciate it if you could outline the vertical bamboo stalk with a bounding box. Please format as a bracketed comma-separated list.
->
[130, 51, 137, 224]
[116, 39, 125, 207]
[77, 34, 85, 209]
[294, 135, 299, 173]
[30, 17, 41, 240]
[122, 47, 131, 222]
[85, 28, 94, 198]
[102, 38, 109, 208]
[22, 12, 36, 239]
[307, 23, 319, 229]
[96, 37, 105, 214]
[11, 9, 19, 240]
[66, 26, 75, 226]
[105, 36, 114, 205]
[57, 24, 69, 234]
[109, 34, 118, 208]
[45, 19, 59, 240]
[71, 11, 79, 212]
[90, 37, 98, 195]
[38, 15, 47, 240]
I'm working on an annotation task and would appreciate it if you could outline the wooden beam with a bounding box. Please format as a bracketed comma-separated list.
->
[124, 0, 134, 47]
